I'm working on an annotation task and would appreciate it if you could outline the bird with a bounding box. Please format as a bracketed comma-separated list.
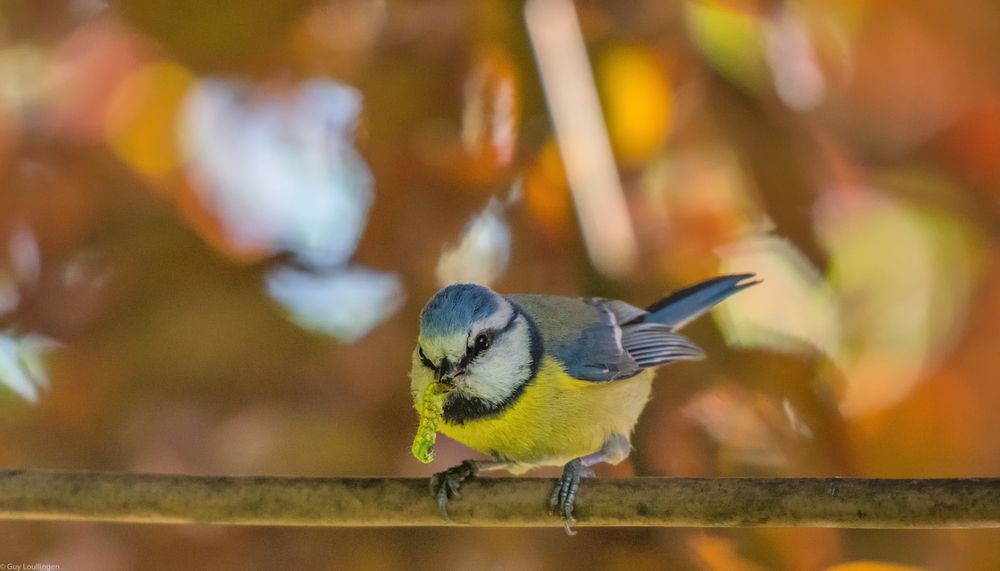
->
[408, 274, 758, 532]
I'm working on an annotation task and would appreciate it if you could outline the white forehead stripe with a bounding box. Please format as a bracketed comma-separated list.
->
[470, 297, 514, 337]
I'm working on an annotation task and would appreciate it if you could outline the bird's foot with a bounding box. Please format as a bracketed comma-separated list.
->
[548, 458, 595, 535]
[430, 460, 478, 520]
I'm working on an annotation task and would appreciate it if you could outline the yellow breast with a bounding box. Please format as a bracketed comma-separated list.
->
[439, 357, 653, 466]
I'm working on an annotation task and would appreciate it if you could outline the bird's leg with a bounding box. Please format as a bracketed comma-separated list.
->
[549, 434, 631, 535]
[430, 459, 512, 520]
[548, 458, 593, 535]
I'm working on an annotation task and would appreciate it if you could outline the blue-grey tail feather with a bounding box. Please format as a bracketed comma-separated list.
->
[643, 274, 759, 329]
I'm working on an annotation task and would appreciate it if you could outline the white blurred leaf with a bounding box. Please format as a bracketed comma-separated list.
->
[716, 186, 982, 417]
[179, 78, 373, 266]
[818, 187, 981, 415]
[0, 332, 60, 403]
[715, 234, 840, 360]
[435, 196, 513, 286]
[764, 7, 826, 111]
[266, 265, 404, 343]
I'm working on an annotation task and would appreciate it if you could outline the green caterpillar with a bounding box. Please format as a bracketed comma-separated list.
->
[411, 382, 446, 463]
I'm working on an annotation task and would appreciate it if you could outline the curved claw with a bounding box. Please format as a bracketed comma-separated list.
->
[429, 460, 478, 520]
[548, 459, 595, 535]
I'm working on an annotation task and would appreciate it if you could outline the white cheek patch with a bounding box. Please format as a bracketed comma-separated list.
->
[464, 316, 532, 404]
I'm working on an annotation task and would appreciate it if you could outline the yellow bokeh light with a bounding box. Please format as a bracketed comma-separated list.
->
[104, 59, 195, 177]
[597, 44, 673, 165]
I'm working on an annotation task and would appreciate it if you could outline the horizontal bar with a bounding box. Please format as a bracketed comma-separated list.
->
[0, 470, 997, 528]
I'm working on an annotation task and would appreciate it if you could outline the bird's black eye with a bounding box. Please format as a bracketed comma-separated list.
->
[472, 333, 491, 356]
[418, 346, 435, 370]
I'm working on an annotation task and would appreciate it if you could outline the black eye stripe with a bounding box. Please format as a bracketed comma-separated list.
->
[465, 333, 490, 361]
[466, 311, 519, 360]
[418, 346, 435, 370]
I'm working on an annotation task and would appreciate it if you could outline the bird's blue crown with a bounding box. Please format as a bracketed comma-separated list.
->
[420, 283, 500, 337]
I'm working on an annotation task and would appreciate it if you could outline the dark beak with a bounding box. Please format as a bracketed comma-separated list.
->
[436, 358, 466, 387]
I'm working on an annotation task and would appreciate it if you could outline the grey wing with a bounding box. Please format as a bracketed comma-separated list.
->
[508, 295, 640, 382]
[510, 295, 704, 382]
[590, 296, 705, 367]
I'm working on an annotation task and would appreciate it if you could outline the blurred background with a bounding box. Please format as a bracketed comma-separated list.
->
[1, 0, 999, 568]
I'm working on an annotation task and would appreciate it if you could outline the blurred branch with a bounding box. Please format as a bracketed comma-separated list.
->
[1, 470, 998, 528]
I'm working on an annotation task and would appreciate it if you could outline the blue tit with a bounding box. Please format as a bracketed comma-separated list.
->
[409, 274, 757, 530]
